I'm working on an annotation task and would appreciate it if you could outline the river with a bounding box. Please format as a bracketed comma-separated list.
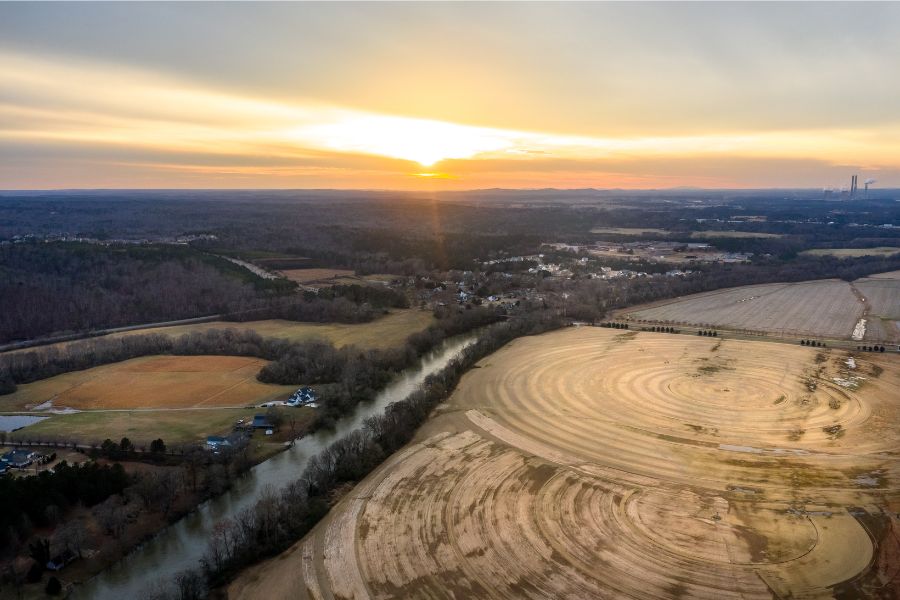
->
[75, 334, 476, 599]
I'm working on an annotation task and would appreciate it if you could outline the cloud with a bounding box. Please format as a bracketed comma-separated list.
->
[1, 47, 899, 189]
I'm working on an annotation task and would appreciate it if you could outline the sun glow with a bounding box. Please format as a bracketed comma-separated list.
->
[290, 115, 514, 167]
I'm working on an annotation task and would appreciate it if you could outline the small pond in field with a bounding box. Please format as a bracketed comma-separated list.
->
[0, 415, 48, 432]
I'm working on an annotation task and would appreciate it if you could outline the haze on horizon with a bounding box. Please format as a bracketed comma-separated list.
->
[2, 2, 899, 191]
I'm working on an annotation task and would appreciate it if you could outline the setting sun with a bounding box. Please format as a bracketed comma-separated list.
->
[290, 114, 515, 167]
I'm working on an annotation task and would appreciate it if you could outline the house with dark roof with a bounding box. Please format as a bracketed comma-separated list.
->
[1, 449, 35, 469]
[252, 414, 274, 429]
[286, 386, 317, 407]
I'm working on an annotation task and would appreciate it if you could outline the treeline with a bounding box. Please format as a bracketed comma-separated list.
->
[0, 461, 130, 550]
[223, 282, 408, 325]
[0, 309, 502, 422]
[0, 242, 292, 344]
[138, 311, 565, 598]
[260, 306, 503, 426]
[0, 330, 277, 393]
[548, 253, 900, 323]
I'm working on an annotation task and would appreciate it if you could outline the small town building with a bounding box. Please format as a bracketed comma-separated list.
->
[286, 386, 317, 407]
[252, 414, 274, 429]
[1, 449, 35, 469]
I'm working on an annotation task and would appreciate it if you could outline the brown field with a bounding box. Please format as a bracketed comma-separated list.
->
[590, 226, 671, 236]
[115, 309, 434, 349]
[5, 309, 435, 356]
[231, 328, 900, 600]
[624, 279, 864, 339]
[0, 355, 295, 411]
[855, 272, 900, 343]
[691, 230, 783, 239]
[802, 247, 900, 258]
[279, 268, 357, 283]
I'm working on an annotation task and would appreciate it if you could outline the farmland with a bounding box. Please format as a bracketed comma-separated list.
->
[13, 407, 282, 446]
[590, 226, 671, 236]
[0, 355, 295, 412]
[279, 268, 357, 284]
[802, 247, 900, 258]
[7, 309, 435, 355]
[623, 279, 864, 339]
[231, 327, 900, 599]
[855, 271, 900, 343]
[690, 230, 783, 239]
[116, 309, 434, 349]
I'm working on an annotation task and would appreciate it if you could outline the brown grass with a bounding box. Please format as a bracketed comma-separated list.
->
[0, 355, 295, 411]
[801, 247, 900, 258]
[279, 268, 356, 283]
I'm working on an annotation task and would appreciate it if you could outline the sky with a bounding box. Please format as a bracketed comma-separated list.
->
[1, 1, 899, 190]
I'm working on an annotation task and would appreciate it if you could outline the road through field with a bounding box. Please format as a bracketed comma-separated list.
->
[232, 327, 900, 599]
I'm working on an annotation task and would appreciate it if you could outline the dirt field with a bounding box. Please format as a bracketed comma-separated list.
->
[0, 355, 295, 411]
[116, 309, 434, 349]
[5, 309, 435, 356]
[231, 328, 900, 600]
[279, 268, 357, 283]
[802, 247, 900, 258]
[624, 279, 864, 339]
[855, 272, 900, 344]
[590, 227, 671, 236]
[691, 230, 783, 239]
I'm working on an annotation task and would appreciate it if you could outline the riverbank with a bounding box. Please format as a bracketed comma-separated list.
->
[0, 412, 313, 600]
[72, 333, 484, 599]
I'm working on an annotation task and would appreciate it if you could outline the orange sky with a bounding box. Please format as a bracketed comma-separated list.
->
[1, 3, 899, 190]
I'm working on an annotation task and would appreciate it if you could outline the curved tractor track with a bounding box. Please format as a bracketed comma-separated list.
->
[231, 328, 900, 600]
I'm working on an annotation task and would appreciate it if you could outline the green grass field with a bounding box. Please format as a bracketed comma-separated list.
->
[9, 406, 316, 446]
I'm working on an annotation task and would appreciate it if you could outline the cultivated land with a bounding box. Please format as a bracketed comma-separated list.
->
[590, 226, 671, 236]
[116, 309, 431, 349]
[802, 247, 900, 258]
[0, 355, 295, 411]
[690, 230, 783, 239]
[279, 268, 357, 283]
[589, 227, 783, 239]
[15, 407, 283, 446]
[856, 271, 900, 343]
[231, 328, 900, 600]
[625, 279, 864, 339]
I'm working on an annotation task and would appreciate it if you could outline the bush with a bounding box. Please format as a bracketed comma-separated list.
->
[46, 576, 62, 596]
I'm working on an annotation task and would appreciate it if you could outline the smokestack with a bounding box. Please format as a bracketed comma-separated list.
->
[864, 178, 876, 199]
[850, 175, 858, 197]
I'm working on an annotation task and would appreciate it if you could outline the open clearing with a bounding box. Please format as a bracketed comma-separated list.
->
[119, 309, 434, 349]
[591, 226, 671, 236]
[690, 230, 783, 239]
[13, 408, 258, 445]
[231, 328, 900, 600]
[802, 247, 900, 258]
[6, 309, 434, 356]
[279, 268, 357, 283]
[624, 279, 865, 339]
[0, 355, 295, 411]
[621, 273, 900, 343]
[10, 406, 315, 446]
